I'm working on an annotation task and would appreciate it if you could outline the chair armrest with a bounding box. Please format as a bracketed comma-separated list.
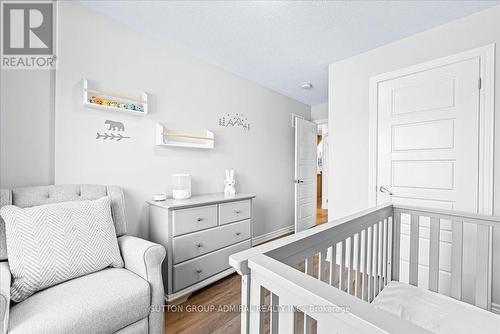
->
[0, 262, 11, 334]
[117, 236, 166, 334]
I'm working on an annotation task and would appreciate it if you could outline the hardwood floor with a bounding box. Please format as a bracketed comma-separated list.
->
[165, 197, 329, 333]
[316, 196, 328, 225]
[165, 273, 241, 334]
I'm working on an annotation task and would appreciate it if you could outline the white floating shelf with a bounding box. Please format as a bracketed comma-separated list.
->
[82, 78, 148, 116]
[83, 102, 146, 115]
[156, 123, 214, 149]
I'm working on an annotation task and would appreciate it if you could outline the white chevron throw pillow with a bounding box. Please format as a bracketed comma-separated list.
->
[0, 196, 124, 302]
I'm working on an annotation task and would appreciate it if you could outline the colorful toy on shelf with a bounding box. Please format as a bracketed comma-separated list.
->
[83, 78, 147, 115]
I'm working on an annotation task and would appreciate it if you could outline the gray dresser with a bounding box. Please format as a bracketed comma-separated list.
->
[148, 193, 255, 302]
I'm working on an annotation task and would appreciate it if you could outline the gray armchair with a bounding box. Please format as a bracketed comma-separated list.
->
[0, 185, 166, 334]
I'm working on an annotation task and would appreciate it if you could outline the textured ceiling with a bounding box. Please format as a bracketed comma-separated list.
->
[80, 1, 499, 105]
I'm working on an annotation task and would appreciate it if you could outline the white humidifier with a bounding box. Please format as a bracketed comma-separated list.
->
[172, 174, 191, 200]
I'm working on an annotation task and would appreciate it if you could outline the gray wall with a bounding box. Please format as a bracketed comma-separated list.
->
[328, 5, 500, 308]
[0, 70, 55, 188]
[54, 2, 310, 238]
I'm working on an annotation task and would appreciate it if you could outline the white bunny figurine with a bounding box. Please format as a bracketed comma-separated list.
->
[224, 169, 236, 196]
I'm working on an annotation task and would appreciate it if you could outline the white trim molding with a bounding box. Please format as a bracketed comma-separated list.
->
[368, 44, 495, 215]
[492, 302, 500, 315]
[291, 114, 305, 127]
[252, 225, 294, 245]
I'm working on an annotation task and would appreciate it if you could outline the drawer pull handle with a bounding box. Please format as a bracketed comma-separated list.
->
[196, 243, 203, 248]
[196, 269, 203, 274]
[235, 232, 241, 236]
[235, 210, 242, 214]
[196, 218, 203, 222]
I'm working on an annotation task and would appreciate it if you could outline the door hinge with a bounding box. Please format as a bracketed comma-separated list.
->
[478, 77, 482, 90]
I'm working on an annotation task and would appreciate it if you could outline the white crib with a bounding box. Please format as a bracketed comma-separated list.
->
[229, 204, 500, 334]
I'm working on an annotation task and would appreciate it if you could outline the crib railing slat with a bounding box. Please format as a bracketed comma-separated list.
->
[340, 239, 346, 291]
[429, 216, 440, 292]
[450, 220, 463, 300]
[409, 214, 420, 286]
[270, 293, 279, 334]
[392, 211, 401, 282]
[304, 314, 313, 334]
[249, 279, 264, 333]
[377, 220, 383, 294]
[475, 224, 492, 310]
[355, 232, 362, 297]
[330, 244, 337, 287]
[319, 250, 327, 282]
[378, 221, 383, 293]
[387, 217, 393, 283]
[348, 235, 354, 295]
[328, 246, 334, 285]
[367, 225, 373, 301]
[362, 229, 369, 301]
[241, 274, 251, 333]
[305, 256, 313, 277]
[383, 218, 389, 288]
[379, 219, 387, 293]
[278, 299, 295, 334]
[373, 222, 379, 299]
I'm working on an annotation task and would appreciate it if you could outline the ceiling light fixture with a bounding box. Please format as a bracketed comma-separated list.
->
[301, 82, 313, 90]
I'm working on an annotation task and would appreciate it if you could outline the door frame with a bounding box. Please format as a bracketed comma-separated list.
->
[314, 119, 329, 210]
[368, 44, 495, 215]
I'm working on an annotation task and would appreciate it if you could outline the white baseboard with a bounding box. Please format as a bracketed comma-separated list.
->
[492, 302, 500, 315]
[252, 225, 294, 245]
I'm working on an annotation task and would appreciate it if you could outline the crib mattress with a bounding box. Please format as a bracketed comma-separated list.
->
[371, 281, 500, 334]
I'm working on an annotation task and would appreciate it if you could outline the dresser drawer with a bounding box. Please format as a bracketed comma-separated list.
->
[219, 200, 251, 225]
[172, 205, 217, 236]
[173, 240, 251, 292]
[172, 219, 251, 264]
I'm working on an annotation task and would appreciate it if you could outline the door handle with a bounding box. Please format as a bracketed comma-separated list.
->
[379, 186, 394, 196]
[294, 179, 304, 184]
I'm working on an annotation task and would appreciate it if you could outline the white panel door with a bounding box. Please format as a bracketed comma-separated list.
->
[294, 118, 317, 233]
[376, 57, 481, 298]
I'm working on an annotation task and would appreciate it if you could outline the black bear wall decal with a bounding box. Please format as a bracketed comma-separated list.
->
[96, 120, 131, 141]
[104, 120, 125, 131]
